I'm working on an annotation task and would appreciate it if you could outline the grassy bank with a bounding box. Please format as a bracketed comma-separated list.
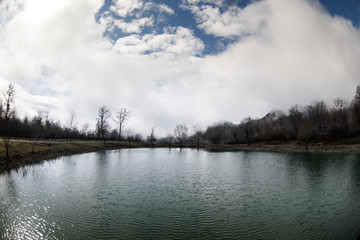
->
[1, 139, 360, 173]
[204, 142, 360, 153]
[0, 139, 151, 173]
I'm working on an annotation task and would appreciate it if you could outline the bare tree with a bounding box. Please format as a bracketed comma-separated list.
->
[114, 108, 130, 141]
[3, 84, 15, 120]
[205, 123, 225, 147]
[230, 124, 241, 144]
[330, 98, 349, 138]
[193, 124, 202, 148]
[149, 124, 157, 145]
[97, 106, 111, 145]
[125, 128, 135, 146]
[2, 84, 15, 161]
[252, 119, 263, 141]
[174, 124, 188, 149]
[67, 110, 77, 131]
[162, 134, 175, 146]
[80, 123, 89, 138]
[240, 116, 253, 146]
[307, 101, 329, 141]
[66, 109, 77, 140]
[288, 104, 303, 139]
[352, 86, 360, 126]
[0, 100, 3, 120]
[334, 97, 347, 112]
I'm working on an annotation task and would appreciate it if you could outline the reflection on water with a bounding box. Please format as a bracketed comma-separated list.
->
[1, 149, 360, 239]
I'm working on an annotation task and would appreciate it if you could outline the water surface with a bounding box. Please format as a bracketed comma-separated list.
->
[1, 148, 360, 239]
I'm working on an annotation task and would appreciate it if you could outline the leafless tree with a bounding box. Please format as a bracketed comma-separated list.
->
[97, 105, 111, 145]
[252, 118, 264, 141]
[230, 124, 241, 144]
[352, 86, 360, 126]
[67, 110, 77, 131]
[162, 134, 175, 146]
[288, 104, 303, 139]
[114, 108, 130, 141]
[307, 101, 329, 140]
[149, 124, 157, 145]
[205, 123, 225, 147]
[174, 124, 188, 149]
[80, 123, 90, 138]
[66, 109, 77, 140]
[193, 124, 202, 148]
[334, 97, 347, 112]
[3, 84, 15, 120]
[125, 128, 135, 146]
[329, 98, 349, 138]
[240, 116, 253, 146]
[333, 98, 348, 121]
[2, 84, 15, 161]
[0, 100, 3, 120]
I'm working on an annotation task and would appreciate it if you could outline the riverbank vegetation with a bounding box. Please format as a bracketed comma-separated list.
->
[1, 83, 360, 172]
[0, 140, 151, 172]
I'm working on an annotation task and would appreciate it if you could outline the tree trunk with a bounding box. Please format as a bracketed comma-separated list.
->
[119, 125, 122, 141]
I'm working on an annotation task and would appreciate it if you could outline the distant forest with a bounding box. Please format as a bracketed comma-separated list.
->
[1, 84, 360, 149]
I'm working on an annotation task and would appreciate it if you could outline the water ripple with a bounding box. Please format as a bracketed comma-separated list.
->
[0, 149, 360, 239]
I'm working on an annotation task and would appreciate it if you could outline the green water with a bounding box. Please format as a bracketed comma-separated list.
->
[1, 148, 360, 239]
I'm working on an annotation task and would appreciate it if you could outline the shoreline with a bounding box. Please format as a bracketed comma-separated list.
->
[0, 140, 152, 173]
[1, 140, 360, 173]
[204, 143, 360, 153]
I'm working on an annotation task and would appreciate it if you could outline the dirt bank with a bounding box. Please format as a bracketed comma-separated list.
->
[0, 140, 151, 173]
[205, 142, 360, 153]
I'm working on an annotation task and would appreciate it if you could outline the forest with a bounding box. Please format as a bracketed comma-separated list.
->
[1, 84, 360, 150]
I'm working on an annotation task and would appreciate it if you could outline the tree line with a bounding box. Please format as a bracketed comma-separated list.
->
[0, 84, 142, 145]
[162, 86, 360, 148]
[1, 84, 360, 151]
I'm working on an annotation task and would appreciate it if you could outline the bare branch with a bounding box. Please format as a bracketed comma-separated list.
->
[114, 108, 130, 141]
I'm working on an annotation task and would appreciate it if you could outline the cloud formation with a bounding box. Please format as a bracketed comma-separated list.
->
[100, 0, 174, 34]
[114, 26, 204, 56]
[181, 0, 267, 38]
[0, 0, 359, 137]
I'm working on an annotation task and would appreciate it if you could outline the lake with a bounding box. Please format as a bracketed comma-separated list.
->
[1, 148, 360, 239]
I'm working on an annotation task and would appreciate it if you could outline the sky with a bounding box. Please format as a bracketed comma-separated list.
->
[0, 0, 359, 137]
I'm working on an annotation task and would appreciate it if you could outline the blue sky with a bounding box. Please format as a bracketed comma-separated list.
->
[320, 0, 360, 26]
[96, 0, 360, 55]
[0, 0, 359, 136]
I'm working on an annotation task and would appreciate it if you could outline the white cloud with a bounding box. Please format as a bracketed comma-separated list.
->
[101, 0, 174, 35]
[0, 0, 107, 116]
[0, 0, 24, 28]
[114, 17, 154, 34]
[0, 76, 65, 119]
[157, 3, 175, 15]
[182, 0, 267, 38]
[142, 2, 174, 15]
[182, 0, 224, 7]
[0, 0, 359, 137]
[197, 0, 360, 110]
[110, 0, 143, 18]
[114, 27, 204, 57]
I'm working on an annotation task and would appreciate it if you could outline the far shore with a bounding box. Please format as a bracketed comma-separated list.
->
[1, 139, 360, 173]
[204, 142, 360, 153]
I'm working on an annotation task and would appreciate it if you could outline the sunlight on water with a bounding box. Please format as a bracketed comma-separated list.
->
[1, 149, 360, 239]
